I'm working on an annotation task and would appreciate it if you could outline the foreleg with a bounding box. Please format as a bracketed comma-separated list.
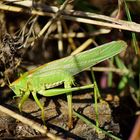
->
[32, 91, 45, 124]
[18, 90, 30, 112]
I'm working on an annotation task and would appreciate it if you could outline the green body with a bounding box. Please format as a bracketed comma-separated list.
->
[9, 40, 127, 128]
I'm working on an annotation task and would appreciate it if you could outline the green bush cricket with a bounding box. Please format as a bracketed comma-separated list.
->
[9, 40, 127, 128]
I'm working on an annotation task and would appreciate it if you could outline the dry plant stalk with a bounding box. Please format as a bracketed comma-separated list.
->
[0, 3, 140, 32]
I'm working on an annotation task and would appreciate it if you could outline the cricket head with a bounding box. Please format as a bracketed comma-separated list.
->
[9, 73, 28, 97]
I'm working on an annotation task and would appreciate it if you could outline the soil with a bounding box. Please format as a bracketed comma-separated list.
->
[0, 89, 138, 140]
[0, 92, 117, 139]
